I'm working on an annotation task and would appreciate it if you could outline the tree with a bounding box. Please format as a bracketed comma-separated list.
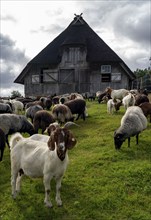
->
[11, 90, 22, 99]
[134, 68, 149, 78]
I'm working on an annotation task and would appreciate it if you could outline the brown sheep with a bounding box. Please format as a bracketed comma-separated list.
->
[33, 110, 55, 133]
[139, 102, 151, 123]
[135, 94, 149, 106]
[64, 99, 86, 121]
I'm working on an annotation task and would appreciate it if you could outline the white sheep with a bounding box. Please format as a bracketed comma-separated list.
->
[122, 93, 135, 110]
[10, 100, 24, 114]
[9, 123, 77, 208]
[114, 106, 147, 149]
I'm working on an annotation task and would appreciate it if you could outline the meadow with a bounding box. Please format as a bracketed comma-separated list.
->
[0, 99, 151, 220]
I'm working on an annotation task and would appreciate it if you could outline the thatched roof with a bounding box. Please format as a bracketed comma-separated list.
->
[14, 14, 135, 84]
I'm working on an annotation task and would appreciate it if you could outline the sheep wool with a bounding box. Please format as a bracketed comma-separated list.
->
[114, 106, 147, 149]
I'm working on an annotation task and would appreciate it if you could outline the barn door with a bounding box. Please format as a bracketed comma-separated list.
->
[59, 69, 75, 94]
[59, 69, 74, 83]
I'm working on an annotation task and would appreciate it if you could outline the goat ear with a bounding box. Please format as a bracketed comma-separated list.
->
[47, 124, 56, 136]
[66, 131, 77, 150]
[47, 133, 56, 151]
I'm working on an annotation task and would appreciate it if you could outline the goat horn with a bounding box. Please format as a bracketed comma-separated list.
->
[64, 122, 80, 128]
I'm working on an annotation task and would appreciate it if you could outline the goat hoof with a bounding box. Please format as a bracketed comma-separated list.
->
[12, 193, 16, 199]
[44, 202, 53, 208]
[57, 200, 62, 207]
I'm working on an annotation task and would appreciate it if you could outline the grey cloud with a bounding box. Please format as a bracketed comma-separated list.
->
[31, 23, 64, 35]
[0, 33, 29, 64]
[112, 4, 150, 47]
[0, 34, 29, 94]
[81, 1, 150, 47]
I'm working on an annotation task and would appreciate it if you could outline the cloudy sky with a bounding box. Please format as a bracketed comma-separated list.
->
[1, 0, 151, 97]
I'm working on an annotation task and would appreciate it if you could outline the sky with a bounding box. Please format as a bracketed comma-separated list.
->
[0, 0, 151, 97]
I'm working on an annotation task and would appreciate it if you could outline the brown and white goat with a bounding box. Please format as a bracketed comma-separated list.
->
[10, 123, 77, 208]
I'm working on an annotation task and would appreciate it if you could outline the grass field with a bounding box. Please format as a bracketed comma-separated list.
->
[0, 99, 151, 220]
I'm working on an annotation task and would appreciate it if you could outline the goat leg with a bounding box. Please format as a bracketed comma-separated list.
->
[43, 175, 53, 208]
[11, 171, 18, 199]
[16, 170, 24, 193]
[55, 177, 62, 207]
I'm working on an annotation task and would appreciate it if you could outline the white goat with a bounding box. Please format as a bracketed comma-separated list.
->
[107, 99, 122, 114]
[105, 87, 129, 101]
[10, 123, 77, 208]
[107, 99, 115, 114]
[122, 93, 135, 110]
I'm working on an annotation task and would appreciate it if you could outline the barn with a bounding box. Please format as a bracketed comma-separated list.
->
[14, 14, 136, 97]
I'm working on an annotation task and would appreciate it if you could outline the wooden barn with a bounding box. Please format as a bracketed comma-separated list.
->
[14, 14, 136, 97]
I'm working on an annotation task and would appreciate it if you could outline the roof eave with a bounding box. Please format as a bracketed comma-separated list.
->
[120, 62, 136, 80]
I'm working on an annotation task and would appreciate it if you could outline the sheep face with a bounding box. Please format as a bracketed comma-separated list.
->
[48, 128, 76, 161]
[114, 132, 126, 149]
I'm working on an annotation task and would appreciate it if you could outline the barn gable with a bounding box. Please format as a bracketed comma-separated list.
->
[14, 14, 135, 96]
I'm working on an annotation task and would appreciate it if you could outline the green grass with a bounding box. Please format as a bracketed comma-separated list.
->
[0, 101, 151, 220]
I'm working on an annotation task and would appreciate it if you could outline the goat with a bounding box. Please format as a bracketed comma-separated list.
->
[122, 93, 135, 110]
[105, 87, 129, 102]
[9, 122, 77, 208]
[97, 91, 110, 104]
[107, 99, 122, 114]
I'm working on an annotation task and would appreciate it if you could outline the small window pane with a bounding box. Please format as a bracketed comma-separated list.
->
[111, 73, 121, 82]
[101, 65, 111, 73]
[32, 75, 39, 84]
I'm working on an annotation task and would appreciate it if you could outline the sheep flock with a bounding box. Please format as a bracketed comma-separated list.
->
[0, 88, 150, 207]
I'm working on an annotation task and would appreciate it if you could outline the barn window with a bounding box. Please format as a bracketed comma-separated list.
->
[101, 73, 111, 82]
[32, 75, 39, 84]
[43, 69, 58, 82]
[111, 73, 121, 82]
[101, 65, 111, 73]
